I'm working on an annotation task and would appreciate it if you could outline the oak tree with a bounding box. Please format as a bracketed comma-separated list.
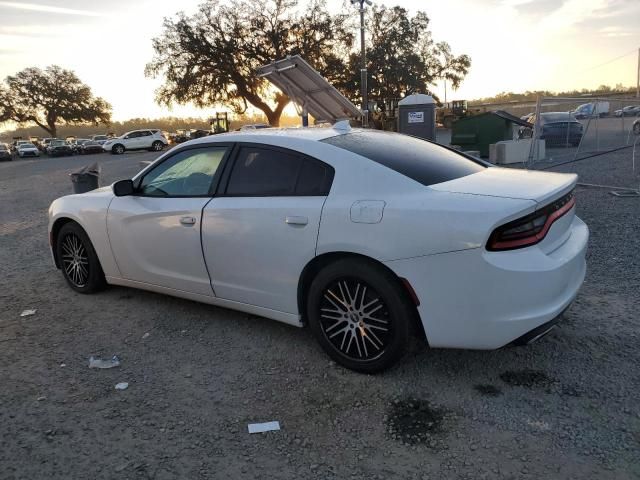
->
[0, 65, 111, 138]
[146, 0, 353, 126]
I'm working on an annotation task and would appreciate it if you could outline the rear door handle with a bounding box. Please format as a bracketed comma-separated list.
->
[285, 216, 308, 226]
[180, 216, 196, 226]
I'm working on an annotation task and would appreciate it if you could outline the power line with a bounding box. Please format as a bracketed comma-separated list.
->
[576, 48, 638, 75]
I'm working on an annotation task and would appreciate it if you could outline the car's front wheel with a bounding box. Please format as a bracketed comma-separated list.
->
[307, 258, 413, 373]
[56, 222, 106, 293]
[634, 123, 640, 135]
[112, 144, 125, 155]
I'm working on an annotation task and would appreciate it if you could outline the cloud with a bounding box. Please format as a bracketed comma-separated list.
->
[599, 26, 633, 37]
[0, 1, 104, 17]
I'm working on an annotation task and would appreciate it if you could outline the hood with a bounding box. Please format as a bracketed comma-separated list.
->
[430, 167, 577, 205]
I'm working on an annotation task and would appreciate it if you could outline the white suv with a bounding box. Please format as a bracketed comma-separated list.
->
[103, 129, 168, 155]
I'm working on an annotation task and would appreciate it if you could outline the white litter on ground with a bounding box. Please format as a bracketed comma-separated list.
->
[115, 382, 129, 390]
[20, 309, 37, 317]
[88, 355, 121, 369]
[248, 421, 280, 434]
[142, 332, 150, 339]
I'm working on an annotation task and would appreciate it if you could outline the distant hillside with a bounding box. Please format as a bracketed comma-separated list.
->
[470, 84, 637, 105]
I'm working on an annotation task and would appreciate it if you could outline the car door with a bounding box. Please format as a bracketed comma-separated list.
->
[136, 130, 153, 149]
[201, 144, 334, 314]
[107, 145, 230, 296]
[123, 131, 142, 149]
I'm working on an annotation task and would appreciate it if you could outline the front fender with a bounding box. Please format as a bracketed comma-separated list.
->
[48, 190, 120, 278]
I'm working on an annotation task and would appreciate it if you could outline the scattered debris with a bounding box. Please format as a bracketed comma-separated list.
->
[60, 363, 67, 368]
[141, 332, 150, 339]
[115, 382, 129, 391]
[88, 355, 121, 369]
[37, 396, 46, 401]
[20, 309, 37, 317]
[248, 421, 281, 434]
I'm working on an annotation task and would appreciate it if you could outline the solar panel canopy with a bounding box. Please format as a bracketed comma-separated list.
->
[257, 55, 362, 124]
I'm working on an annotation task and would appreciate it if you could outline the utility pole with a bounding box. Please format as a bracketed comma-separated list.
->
[636, 47, 639, 98]
[351, 0, 372, 127]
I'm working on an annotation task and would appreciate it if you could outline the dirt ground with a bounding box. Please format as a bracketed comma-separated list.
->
[1, 148, 639, 479]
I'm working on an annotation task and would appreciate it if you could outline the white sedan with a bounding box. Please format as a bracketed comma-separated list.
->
[48, 125, 588, 372]
[17, 142, 40, 158]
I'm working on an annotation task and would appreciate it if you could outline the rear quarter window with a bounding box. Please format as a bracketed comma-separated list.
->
[321, 131, 486, 186]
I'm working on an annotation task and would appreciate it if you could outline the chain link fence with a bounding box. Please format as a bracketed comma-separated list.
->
[518, 96, 640, 192]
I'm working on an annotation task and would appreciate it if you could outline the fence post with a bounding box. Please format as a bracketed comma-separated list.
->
[527, 95, 542, 168]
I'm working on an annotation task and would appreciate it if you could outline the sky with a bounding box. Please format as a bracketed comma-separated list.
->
[0, 0, 639, 122]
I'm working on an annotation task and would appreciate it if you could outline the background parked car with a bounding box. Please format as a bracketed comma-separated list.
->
[17, 142, 40, 158]
[102, 129, 168, 155]
[39, 138, 53, 152]
[614, 105, 640, 117]
[46, 139, 74, 157]
[0, 143, 12, 161]
[12, 140, 29, 153]
[78, 140, 104, 155]
[239, 123, 271, 131]
[571, 101, 609, 119]
[520, 112, 583, 146]
[91, 135, 110, 145]
[72, 139, 91, 154]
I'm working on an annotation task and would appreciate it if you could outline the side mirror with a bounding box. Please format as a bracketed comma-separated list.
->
[113, 179, 134, 197]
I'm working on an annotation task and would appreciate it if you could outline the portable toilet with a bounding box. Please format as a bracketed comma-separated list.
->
[397, 94, 436, 141]
[451, 110, 530, 157]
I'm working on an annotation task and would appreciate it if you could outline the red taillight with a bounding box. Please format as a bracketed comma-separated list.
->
[487, 191, 575, 251]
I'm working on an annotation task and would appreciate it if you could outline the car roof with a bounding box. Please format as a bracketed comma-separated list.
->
[186, 124, 351, 147]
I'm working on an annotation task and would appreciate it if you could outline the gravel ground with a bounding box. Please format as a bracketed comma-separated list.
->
[1, 148, 639, 479]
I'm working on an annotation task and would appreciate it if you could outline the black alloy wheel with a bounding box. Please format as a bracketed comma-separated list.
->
[307, 259, 413, 373]
[56, 222, 106, 293]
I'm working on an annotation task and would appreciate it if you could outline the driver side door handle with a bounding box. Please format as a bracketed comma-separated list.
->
[285, 216, 308, 226]
[180, 216, 196, 226]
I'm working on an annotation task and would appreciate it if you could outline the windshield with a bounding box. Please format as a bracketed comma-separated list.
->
[19, 143, 36, 148]
[51, 140, 65, 146]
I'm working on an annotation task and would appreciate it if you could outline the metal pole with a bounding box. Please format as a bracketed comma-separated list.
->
[527, 95, 542, 168]
[636, 47, 639, 98]
[444, 79, 447, 104]
[360, 3, 368, 128]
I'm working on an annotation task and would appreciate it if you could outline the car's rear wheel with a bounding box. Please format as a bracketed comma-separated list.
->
[307, 259, 412, 373]
[56, 222, 106, 293]
[151, 141, 164, 152]
[112, 144, 125, 155]
[634, 123, 640, 135]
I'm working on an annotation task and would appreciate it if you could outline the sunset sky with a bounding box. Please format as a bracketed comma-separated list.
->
[0, 0, 638, 122]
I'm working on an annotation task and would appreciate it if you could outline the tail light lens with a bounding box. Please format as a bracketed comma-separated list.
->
[487, 191, 575, 251]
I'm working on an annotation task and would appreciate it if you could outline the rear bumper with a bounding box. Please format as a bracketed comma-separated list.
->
[385, 215, 588, 349]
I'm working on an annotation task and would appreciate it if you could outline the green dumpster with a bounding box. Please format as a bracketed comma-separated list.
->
[451, 110, 530, 158]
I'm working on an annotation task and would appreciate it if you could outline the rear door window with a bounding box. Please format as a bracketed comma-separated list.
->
[225, 146, 334, 196]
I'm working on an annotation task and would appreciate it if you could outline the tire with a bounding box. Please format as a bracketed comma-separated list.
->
[634, 123, 640, 135]
[56, 222, 106, 294]
[150, 141, 164, 152]
[306, 258, 414, 373]
[112, 144, 125, 155]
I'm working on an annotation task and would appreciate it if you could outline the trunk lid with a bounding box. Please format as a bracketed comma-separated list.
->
[430, 167, 577, 206]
